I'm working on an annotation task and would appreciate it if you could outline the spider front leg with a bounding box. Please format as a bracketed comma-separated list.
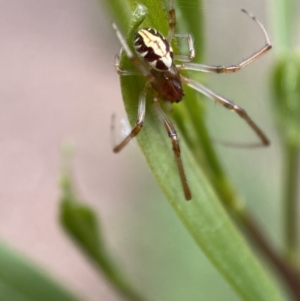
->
[177, 9, 272, 73]
[181, 76, 270, 146]
[115, 55, 141, 76]
[167, 0, 176, 42]
[167, 0, 195, 62]
[173, 33, 195, 62]
[112, 22, 153, 81]
[112, 83, 149, 153]
[152, 97, 191, 200]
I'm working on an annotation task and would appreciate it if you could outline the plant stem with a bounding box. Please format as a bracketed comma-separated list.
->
[271, 0, 296, 54]
[271, 0, 300, 265]
[205, 146, 300, 300]
[283, 143, 299, 264]
[241, 211, 300, 301]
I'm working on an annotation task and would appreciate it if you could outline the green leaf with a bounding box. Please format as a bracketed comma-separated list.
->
[0, 241, 81, 301]
[104, 1, 284, 301]
[59, 166, 146, 301]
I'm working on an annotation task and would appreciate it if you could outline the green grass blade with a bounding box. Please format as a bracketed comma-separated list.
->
[101, 1, 284, 301]
[59, 167, 147, 301]
[0, 241, 81, 301]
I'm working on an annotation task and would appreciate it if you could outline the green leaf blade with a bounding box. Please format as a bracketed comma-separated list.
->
[0, 241, 81, 301]
[103, 0, 284, 300]
[59, 169, 147, 301]
[132, 96, 283, 301]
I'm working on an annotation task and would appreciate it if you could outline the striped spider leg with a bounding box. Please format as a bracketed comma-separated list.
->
[176, 9, 272, 146]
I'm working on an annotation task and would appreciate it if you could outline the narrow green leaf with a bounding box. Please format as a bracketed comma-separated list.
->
[105, 1, 284, 301]
[59, 167, 147, 301]
[0, 241, 81, 301]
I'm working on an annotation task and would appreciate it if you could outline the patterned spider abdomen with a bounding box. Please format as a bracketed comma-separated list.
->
[133, 28, 173, 71]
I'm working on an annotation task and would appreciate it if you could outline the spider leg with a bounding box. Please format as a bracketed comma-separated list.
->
[152, 97, 192, 200]
[167, 0, 176, 42]
[112, 22, 153, 81]
[112, 83, 149, 152]
[177, 9, 272, 74]
[181, 75, 270, 146]
[115, 54, 141, 76]
[173, 33, 195, 62]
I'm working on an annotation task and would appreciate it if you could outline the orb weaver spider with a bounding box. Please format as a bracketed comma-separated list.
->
[112, 0, 272, 201]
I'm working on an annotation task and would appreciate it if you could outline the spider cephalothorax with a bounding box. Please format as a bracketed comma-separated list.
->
[112, 2, 271, 200]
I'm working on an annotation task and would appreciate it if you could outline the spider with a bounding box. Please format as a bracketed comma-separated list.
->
[112, 0, 272, 201]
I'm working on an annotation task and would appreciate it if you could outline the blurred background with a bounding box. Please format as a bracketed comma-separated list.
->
[0, 0, 294, 300]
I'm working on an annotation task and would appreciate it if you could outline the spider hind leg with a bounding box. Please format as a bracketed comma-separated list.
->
[152, 96, 192, 200]
[181, 75, 270, 147]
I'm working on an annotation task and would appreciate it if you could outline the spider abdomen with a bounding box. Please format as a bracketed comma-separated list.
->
[151, 66, 184, 103]
[133, 28, 173, 71]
